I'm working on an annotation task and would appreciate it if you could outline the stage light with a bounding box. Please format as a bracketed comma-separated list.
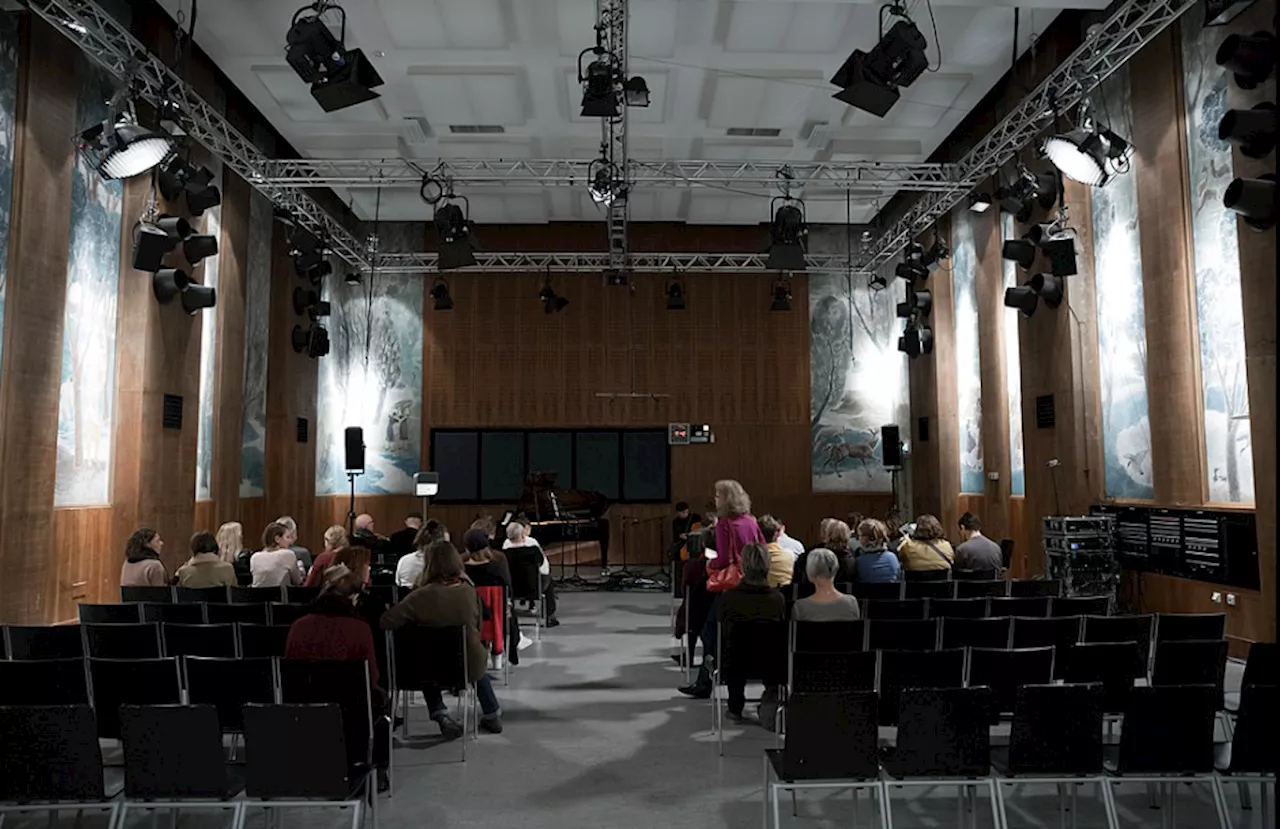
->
[968, 193, 993, 213]
[624, 76, 651, 107]
[311, 49, 383, 113]
[78, 117, 174, 180]
[156, 214, 192, 240]
[869, 272, 889, 291]
[434, 201, 478, 270]
[299, 260, 332, 285]
[666, 279, 686, 310]
[1004, 285, 1039, 317]
[897, 324, 933, 358]
[430, 278, 454, 311]
[291, 325, 311, 353]
[766, 199, 808, 271]
[132, 223, 179, 272]
[912, 289, 933, 316]
[1224, 174, 1276, 230]
[540, 281, 569, 314]
[185, 182, 221, 215]
[606, 269, 628, 287]
[895, 260, 928, 282]
[289, 227, 324, 272]
[285, 14, 342, 84]
[588, 165, 616, 206]
[1043, 123, 1134, 187]
[181, 284, 217, 315]
[920, 239, 950, 271]
[291, 324, 330, 357]
[1029, 272, 1064, 309]
[286, 5, 383, 113]
[830, 18, 929, 117]
[1218, 102, 1277, 159]
[158, 158, 221, 214]
[896, 301, 913, 319]
[344, 271, 362, 286]
[1216, 32, 1276, 90]
[152, 269, 191, 304]
[1205, 0, 1261, 26]
[580, 57, 618, 118]
[770, 278, 792, 312]
[293, 287, 319, 316]
[183, 234, 218, 266]
[1002, 239, 1037, 269]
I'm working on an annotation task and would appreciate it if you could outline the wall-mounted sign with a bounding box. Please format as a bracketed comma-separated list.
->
[690, 424, 713, 444]
[668, 423, 690, 445]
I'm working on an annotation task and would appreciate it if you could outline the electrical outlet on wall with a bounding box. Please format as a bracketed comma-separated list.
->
[1211, 591, 1223, 604]
[1226, 593, 1237, 607]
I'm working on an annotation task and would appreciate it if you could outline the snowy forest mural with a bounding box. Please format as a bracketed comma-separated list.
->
[316, 224, 423, 495]
[808, 228, 909, 492]
[1092, 66, 1154, 500]
[1182, 7, 1254, 504]
[194, 159, 224, 501]
[1001, 215, 1026, 496]
[55, 57, 122, 506]
[0, 14, 17, 373]
[951, 211, 984, 493]
[240, 190, 272, 497]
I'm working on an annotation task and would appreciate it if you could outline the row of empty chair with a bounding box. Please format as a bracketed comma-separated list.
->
[81, 601, 314, 627]
[2, 621, 291, 661]
[831, 577, 1064, 602]
[121, 585, 325, 605]
[860, 594, 1110, 618]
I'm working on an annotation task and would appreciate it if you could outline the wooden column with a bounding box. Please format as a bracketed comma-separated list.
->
[209, 170, 250, 525]
[0, 20, 76, 624]
[972, 199, 1012, 542]
[908, 223, 954, 525]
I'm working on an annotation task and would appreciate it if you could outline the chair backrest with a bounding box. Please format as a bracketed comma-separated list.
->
[368, 585, 398, 607]
[867, 619, 939, 652]
[781, 692, 881, 780]
[83, 622, 162, 659]
[121, 586, 174, 604]
[1154, 612, 1226, 643]
[1011, 616, 1081, 665]
[205, 603, 269, 625]
[284, 586, 321, 605]
[278, 660, 373, 771]
[903, 581, 956, 600]
[1060, 641, 1139, 714]
[988, 596, 1050, 618]
[1007, 683, 1105, 776]
[175, 586, 231, 604]
[78, 603, 141, 624]
[120, 704, 231, 799]
[0, 658, 90, 706]
[877, 648, 965, 726]
[999, 539, 1014, 569]
[1228, 684, 1278, 774]
[929, 597, 989, 619]
[721, 620, 788, 685]
[0, 705, 107, 802]
[1117, 685, 1218, 775]
[791, 650, 877, 693]
[508, 557, 542, 601]
[793, 620, 865, 653]
[956, 580, 1009, 599]
[390, 625, 469, 692]
[851, 581, 903, 601]
[941, 617, 1012, 650]
[243, 704, 354, 799]
[140, 602, 207, 624]
[184, 656, 277, 732]
[1151, 639, 1227, 706]
[3, 624, 85, 660]
[162, 623, 239, 659]
[1051, 595, 1111, 617]
[903, 568, 951, 582]
[236, 624, 291, 658]
[1241, 641, 1279, 689]
[1010, 579, 1061, 598]
[231, 586, 286, 604]
[967, 647, 1054, 717]
[88, 657, 182, 739]
[893, 686, 993, 776]
[1082, 615, 1153, 677]
[864, 598, 929, 621]
[267, 603, 309, 627]
[953, 568, 1000, 581]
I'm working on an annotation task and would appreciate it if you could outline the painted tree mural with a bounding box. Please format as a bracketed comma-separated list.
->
[952, 210, 984, 494]
[0, 14, 18, 374]
[239, 190, 272, 497]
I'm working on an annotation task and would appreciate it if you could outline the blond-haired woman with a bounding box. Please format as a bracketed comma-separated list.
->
[218, 522, 254, 586]
[855, 518, 901, 583]
[304, 525, 351, 587]
[896, 514, 954, 573]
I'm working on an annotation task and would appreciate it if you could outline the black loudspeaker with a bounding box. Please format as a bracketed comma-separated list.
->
[881, 424, 903, 468]
[345, 427, 365, 472]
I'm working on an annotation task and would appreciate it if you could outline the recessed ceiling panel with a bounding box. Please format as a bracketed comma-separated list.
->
[894, 74, 971, 129]
[723, 2, 853, 53]
[378, 0, 511, 50]
[707, 72, 821, 130]
[409, 68, 528, 127]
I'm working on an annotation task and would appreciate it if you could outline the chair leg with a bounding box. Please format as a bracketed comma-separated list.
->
[1239, 781, 1252, 810]
[772, 785, 782, 829]
[880, 781, 894, 829]
[853, 786, 861, 827]
[990, 780, 1006, 829]
[400, 691, 410, 740]
[1100, 779, 1121, 829]
[1071, 782, 1079, 829]
[761, 755, 769, 829]
[791, 788, 797, 817]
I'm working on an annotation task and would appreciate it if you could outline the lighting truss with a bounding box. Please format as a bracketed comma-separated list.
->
[857, 0, 1198, 273]
[369, 251, 850, 274]
[27, 0, 370, 267]
[255, 158, 967, 193]
[600, 0, 628, 276]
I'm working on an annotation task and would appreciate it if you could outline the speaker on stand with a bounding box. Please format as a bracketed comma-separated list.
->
[344, 427, 365, 534]
[881, 424, 904, 515]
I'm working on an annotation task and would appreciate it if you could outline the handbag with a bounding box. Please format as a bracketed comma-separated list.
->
[706, 561, 742, 592]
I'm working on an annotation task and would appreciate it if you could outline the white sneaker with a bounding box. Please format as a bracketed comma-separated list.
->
[491, 653, 505, 671]
[518, 632, 534, 650]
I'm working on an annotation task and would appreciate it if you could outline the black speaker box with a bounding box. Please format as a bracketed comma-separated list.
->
[345, 427, 365, 472]
[881, 424, 903, 467]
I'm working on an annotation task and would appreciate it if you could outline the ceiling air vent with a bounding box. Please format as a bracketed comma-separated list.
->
[726, 127, 781, 137]
[449, 125, 506, 134]
[399, 117, 431, 145]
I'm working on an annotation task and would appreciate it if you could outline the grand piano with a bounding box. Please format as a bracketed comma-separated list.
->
[516, 472, 611, 571]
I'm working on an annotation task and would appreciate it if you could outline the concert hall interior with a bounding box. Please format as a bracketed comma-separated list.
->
[0, 0, 1274, 826]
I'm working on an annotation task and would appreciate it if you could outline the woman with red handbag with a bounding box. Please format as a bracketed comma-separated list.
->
[678, 479, 764, 699]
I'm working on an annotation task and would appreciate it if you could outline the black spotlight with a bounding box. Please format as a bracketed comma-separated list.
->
[185, 182, 222, 215]
[1004, 285, 1039, 317]
[291, 325, 312, 353]
[1026, 223, 1078, 277]
[286, 6, 384, 112]
[579, 53, 618, 118]
[430, 278, 454, 311]
[1029, 272, 1064, 309]
[920, 239, 950, 271]
[1224, 173, 1276, 230]
[830, 18, 929, 117]
[1216, 32, 1276, 90]
[433, 201, 477, 270]
[181, 284, 217, 315]
[344, 271, 363, 286]
[911, 289, 933, 316]
[895, 260, 928, 282]
[291, 324, 330, 357]
[289, 228, 323, 270]
[540, 282, 569, 314]
[770, 278, 792, 312]
[183, 234, 218, 266]
[301, 260, 333, 285]
[869, 272, 889, 291]
[159, 158, 221, 214]
[896, 301, 914, 319]
[77, 117, 174, 180]
[1002, 238, 1037, 269]
[293, 286, 319, 316]
[133, 223, 179, 272]
[897, 324, 934, 358]
[157, 214, 192, 240]
[666, 280, 686, 310]
[152, 268, 191, 303]
[766, 199, 808, 271]
[1219, 102, 1277, 159]
[623, 76, 651, 107]
[968, 193, 993, 213]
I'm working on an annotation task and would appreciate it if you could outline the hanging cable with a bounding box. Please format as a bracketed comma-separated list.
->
[364, 186, 380, 370]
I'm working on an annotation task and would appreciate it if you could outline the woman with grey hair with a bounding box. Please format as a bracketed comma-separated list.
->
[793, 548, 861, 621]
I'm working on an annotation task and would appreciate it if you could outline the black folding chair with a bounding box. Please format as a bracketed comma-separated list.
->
[88, 657, 182, 739]
[792, 620, 865, 653]
[206, 603, 269, 625]
[0, 658, 90, 706]
[231, 586, 286, 604]
[882, 686, 1000, 829]
[389, 625, 474, 760]
[930, 597, 989, 619]
[0, 705, 120, 827]
[1082, 614, 1154, 678]
[957, 580, 1008, 599]
[1227, 641, 1279, 715]
[876, 648, 965, 726]
[509, 559, 545, 641]
[175, 586, 231, 604]
[1102, 685, 1229, 829]
[903, 568, 952, 582]
[237, 624, 292, 658]
[942, 617, 1012, 651]
[1052, 595, 1111, 617]
[852, 582, 903, 602]
[867, 619, 939, 651]
[790, 650, 877, 694]
[989, 596, 1051, 618]
[864, 599, 929, 620]
[1012, 616, 1082, 676]
[967, 646, 1054, 719]
[1152, 639, 1228, 709]
[1061, 641, 1141, 717]
[162, 623, 239, 658]
[118, 704, 245, 825]
[762, 692, 888, 829]
[141, 602, 206, 624]
[904, 580, 956, 600]
[368, 585, 398, 607]
[284, 586, 322, 605]
[954, 569, 1000, 581]
[121, 586, 174, 604]
[1215, 684, 1277, 828]
[714, 620, 788, 754]
[1155, 612, 1226, 643]
[269, 603, 310, 627]
[184, 656, 277, 733]
[242, 704, 376, 829]
[78, 603, 141, 624]
[279, 660, 377, 776]
[1010, 579, 1062, 598]
[3, 624, 84, 660]
[83, 622, 163, 659]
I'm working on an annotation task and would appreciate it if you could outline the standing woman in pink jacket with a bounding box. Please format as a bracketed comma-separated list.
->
[678, 479, 765, 698]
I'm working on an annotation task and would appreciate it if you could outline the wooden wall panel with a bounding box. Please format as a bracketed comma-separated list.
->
[51, 508, 115, 622]
[972, 194, 1012, 541]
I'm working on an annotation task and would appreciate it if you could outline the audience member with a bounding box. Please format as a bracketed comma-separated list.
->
[810, 518, 837, 552]
[251, 522, 302, 587]
[846, 512, 866, 552]
[217, 522, 254, 586]
[333, 545, 390, 680]
[854, 519, 901, 583]
[388, 512, 423, 559]
[504, 520, 559, 627]
[756, 514, 794, 589]
[669, 501, 702, 562]
[353, 513, 378, 539]
[793, 549, 861, 621]
[380, 541, 504, 738]
[121, 528, 168, 587]
[461, 530, 510, 588]
[397, 519, 446, 587]
[470, 516, 513, 583]
[698, 508, 718, 554]
[955, 512, 1003, 573]
[275, 515, 312, 572]
[304, 525, 350, 587]
[672, 545, 711, 668]
[714, 543, 787, 725]
[790, 520, 856, 600]
[774, 519, 805, 559]
[176, 530, 237, 588]
[896, 514, 955, 572]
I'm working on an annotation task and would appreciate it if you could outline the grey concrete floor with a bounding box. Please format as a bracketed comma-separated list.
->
[6, 591, 1269, 829]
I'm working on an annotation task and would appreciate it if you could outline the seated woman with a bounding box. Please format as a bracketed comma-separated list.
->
[380, 541, 504, 739]
[791, 520, 857, 599]
[461, 529, 516, 669]
[854, 518, 902, 583]
[251, 522, 302, 587]
[217, 522, 254, 586]
[121, 528, 168, 587]
[716, 543, 787, 725]
[304, 525, 350, 587]
[895, 514, 955, 573]
[503, 520, 559, 627]
[793, 549, 861, 621]
[176, 530, 237, 588]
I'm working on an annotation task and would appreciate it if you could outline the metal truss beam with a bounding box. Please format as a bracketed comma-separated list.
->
[858, 0, 1197, 272]
[256, 158, 969, 193]
[601, 0, 628, 275]
[26, 0, 373, 268]
[372, 251, 851, 274]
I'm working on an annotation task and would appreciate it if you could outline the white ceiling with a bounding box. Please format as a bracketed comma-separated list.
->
[159, 0, 1097, 225]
